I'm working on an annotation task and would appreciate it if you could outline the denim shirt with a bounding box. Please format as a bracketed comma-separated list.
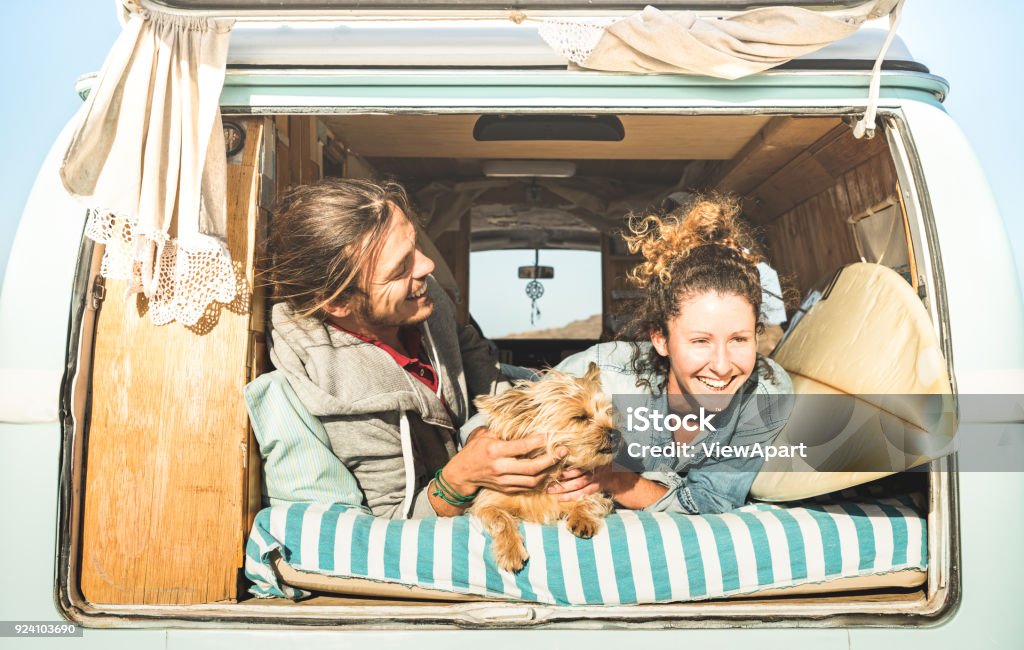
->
[554, 342, 793, 514]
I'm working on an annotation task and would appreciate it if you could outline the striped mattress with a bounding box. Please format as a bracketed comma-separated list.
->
[245, 490, 926, 604]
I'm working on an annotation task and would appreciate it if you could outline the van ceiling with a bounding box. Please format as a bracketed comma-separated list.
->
[318, 114, 846, 251]
[321, 114, 771, 161]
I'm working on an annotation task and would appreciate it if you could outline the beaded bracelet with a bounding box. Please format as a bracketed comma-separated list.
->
[431, 467, 476, 506]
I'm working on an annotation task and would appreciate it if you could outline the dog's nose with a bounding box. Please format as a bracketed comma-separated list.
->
[608, 428, 622, 449]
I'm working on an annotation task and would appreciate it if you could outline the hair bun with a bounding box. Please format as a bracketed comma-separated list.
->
[624, 194, 760, 288]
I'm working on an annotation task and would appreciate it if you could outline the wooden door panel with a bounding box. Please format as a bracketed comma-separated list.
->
[80, 118, 265, 605]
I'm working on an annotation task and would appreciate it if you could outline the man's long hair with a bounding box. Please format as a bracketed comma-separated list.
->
[262, 178, 414, 319]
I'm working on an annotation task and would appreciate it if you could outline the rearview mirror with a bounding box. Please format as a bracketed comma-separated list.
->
[518, 266, 554, 279]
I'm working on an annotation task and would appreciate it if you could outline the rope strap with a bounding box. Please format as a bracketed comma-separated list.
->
[853, 0, 906, 139]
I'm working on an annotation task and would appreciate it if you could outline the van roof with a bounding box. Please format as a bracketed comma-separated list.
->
[225, 23, 924, 72]
[150, 1, 894, 16]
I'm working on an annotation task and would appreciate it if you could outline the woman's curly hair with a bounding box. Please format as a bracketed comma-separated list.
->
[619, 194, 768, 392]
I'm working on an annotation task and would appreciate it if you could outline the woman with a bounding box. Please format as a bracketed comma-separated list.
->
[546, 195, 793, 513]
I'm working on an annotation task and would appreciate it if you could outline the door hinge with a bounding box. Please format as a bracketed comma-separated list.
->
[90, 275, 106, 310]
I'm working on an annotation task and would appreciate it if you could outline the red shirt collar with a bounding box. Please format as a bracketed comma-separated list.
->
[327, 322, 438, 394]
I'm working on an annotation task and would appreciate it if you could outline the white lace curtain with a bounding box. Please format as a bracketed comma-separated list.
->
[60, 3, 235, 326]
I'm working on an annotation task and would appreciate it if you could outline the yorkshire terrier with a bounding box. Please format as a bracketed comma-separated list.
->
[469, 363, 618, 573]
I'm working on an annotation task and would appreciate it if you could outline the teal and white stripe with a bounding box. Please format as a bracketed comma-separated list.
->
[245, 493, 927, 605]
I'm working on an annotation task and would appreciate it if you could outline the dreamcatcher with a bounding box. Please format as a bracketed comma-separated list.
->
[525, 248, 544, 325]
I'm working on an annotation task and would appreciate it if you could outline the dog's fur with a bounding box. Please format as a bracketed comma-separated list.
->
[469, 363, 617, 573]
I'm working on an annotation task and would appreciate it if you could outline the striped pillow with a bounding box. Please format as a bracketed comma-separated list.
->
[245, 492, 926, 604]
[245, 372, 366, 508]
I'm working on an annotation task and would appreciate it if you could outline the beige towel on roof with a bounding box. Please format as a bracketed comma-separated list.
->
[541, 2, 900, 80]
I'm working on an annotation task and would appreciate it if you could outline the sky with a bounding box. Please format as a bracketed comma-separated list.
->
[1, 1, 1021, 336]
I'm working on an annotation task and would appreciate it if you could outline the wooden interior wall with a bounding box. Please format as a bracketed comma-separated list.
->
[433, 212, 471, 327]
[80, 118, 266, 605]
[601, 233, 642, 338]
[700, 117, 897, 303]
[702, 117, 843, 203]
[760, 131, 898, 301]
[274, 115, 322, 196]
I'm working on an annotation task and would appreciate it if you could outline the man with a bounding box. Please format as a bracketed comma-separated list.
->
[261, 178, 559, 519]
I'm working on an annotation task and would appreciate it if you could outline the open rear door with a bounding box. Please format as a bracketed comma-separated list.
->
[78, 116, 326, 605]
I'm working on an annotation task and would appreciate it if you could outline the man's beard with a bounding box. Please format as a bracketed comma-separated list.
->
[355, 294, 434, 329]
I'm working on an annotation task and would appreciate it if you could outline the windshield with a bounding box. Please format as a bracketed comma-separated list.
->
[470, 249, 601, 339]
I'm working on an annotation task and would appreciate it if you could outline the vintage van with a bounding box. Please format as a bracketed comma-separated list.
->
[2, 0, 1023, 647]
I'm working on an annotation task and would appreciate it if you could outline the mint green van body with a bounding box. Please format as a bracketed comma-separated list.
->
[2, 2, 1022, 647]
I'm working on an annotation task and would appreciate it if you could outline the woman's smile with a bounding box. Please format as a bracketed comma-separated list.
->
[695, 375, 736, 391]
[650, 291, 758, 400]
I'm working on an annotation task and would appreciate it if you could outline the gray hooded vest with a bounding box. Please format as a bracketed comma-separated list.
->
[269, 277, 507, 519]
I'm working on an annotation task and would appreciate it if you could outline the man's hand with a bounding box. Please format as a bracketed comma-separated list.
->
[445, 428, 566, 495]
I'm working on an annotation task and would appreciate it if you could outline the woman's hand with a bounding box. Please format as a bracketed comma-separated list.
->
[443, 427, 566, 496]
[547, 465, 670, 508]
[546, 467, 604, 502]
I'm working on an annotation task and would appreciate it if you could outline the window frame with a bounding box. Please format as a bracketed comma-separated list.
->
[55, 105, 959, 629]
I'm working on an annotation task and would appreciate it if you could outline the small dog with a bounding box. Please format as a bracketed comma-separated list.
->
[469, 362, 618, 573]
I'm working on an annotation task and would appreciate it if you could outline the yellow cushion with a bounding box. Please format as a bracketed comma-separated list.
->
[751, 263, 956, 501]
